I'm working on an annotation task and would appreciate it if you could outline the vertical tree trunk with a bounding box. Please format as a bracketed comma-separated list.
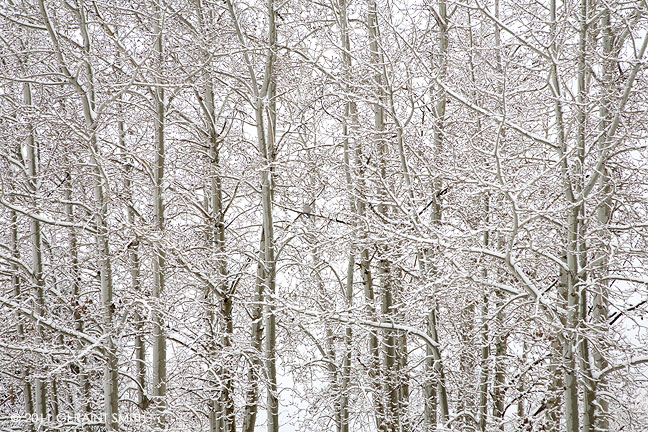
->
[574, 1, 597, 430]
[119, 100, 147, 411]
[338, 3, 357, 428]
[90, 120, 120, 431]
[205, 82, 236, 432]
[92, 127, 120, 431]
[563, 240, 580, 432]
[543, 277, 566, 429]
[517, 343, 527, 424]
[477, 290, 489, 432]
[587, 9, 614, 431]
[259, 3, 279, 431]
[367, 2, 399, 429]
[223, 0, 278, 428]
[477, 191, 490, 432]
[423, 299, 449, 429]
[544, 2, 568, 429]
[191, 3, 236, 428]
[491, 293, 506, 431]
[490, 3, 508, 429]
[10, 205, 34, 429]
[151, 4, 167, 426]
[23, 82, 48, 422]
[424, 0, 449, 428]
[340, 247, 354, 432]
[243, 234, 266, 432]
[62, 152, 93, 415]
[261, 105, 279, 432]
[546, 0, 579, 428]
[261, 114, 279, 432]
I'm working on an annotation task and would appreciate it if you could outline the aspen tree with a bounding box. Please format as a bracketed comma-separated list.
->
[150, 3, 168, 426]
[9, 205, 34, 429]
[336, 1, 358, 429]
[491, 1, 507, 428]
[423, 0, 450, 428]
[23, 82, 48, 422]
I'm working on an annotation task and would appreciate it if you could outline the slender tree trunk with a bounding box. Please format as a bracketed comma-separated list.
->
[517, 343, 527, 424]
[563, 3, 586, 422]
[340, 246, 353, 432]
[543, 290, 565, 429]
[62, 153, 93, 416]
[543, 3, 567, 431]
[586, 8, 614, 431]
[191, 3, 236, 428]
[261, 117, 279, 432]
[492, 291, 506, 431]
[92, 128, 120, 431]
[258, 3, 279, 431]
[91, 130, 120, 431]
[477, 196, 490, 432]
[546, 0, 579, 428]
[341, 140, 355, 432]
[119, 103, 147, 411]
[23, 82, 48, 422]
[424, 0, 449, 428]
[462, 10, 491, 431]
[574, 1, 597, 430]
[367, 2, 398, 429]
[423, 298, 449, 429]
[224, 0, 278, 428]
[205, 84, 236, 432]
[10, 205, 34, 430]
[338, 2, 356, 429]
[477, 290, 489, 432]
[150, 4, 168, 426]
[243, 234, 266, 432]
[355, 129, 385, 431]
[563, 244, 580, 432]
[490, 4, 508, 429]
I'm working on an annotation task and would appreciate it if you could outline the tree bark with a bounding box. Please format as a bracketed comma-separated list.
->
[151, 4, 168, 425]
[22, 81, 48, 422]
[9, 204, 35, 430]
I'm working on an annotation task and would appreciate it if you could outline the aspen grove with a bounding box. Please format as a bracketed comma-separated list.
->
[1, 0, 648, 431]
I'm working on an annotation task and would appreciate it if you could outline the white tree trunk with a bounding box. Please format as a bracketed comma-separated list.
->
[23, 82, 48, 422]
[151, 4, 168, 427]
